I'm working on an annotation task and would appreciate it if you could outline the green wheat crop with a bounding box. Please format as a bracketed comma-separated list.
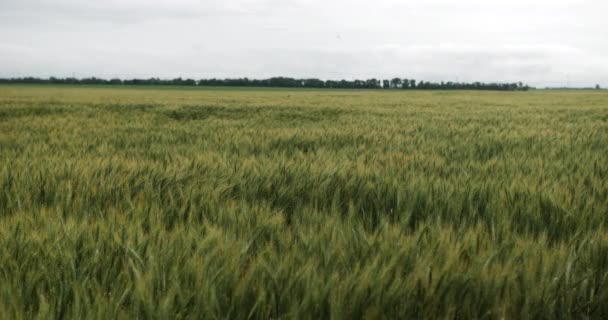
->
[1, 85, 607, 319]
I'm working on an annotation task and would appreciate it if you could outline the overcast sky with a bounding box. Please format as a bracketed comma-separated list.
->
[1, 0, 607, 87]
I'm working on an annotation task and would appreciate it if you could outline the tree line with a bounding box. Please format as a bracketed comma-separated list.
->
[0, 76, 531, 91]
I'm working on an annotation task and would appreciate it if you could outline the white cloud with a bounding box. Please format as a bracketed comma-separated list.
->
[1, 0, 607, 86]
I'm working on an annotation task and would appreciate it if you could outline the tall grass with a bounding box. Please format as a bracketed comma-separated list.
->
[1, 86, 608, 319]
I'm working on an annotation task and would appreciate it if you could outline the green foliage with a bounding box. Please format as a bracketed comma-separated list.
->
[0, 77, 531, 91]
[1, 86, 607, 319]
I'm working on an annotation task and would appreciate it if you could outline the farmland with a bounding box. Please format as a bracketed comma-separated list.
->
[1, 85, 607, 319]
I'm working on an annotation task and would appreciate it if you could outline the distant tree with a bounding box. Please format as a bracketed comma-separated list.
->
[390, 78, 402, 89]
[596, 84, 601, 90]
[366, 79, 379, 89]
[0, 76, 531, 91]
[303, 78, 325, 88]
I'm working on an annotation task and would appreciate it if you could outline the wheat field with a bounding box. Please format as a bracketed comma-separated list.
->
[1, 85, 607, 319]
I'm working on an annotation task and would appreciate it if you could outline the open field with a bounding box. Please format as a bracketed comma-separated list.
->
[1, 85, 608, 319]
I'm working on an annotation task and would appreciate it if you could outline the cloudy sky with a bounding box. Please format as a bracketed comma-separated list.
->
[1, 0, 607, 87]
